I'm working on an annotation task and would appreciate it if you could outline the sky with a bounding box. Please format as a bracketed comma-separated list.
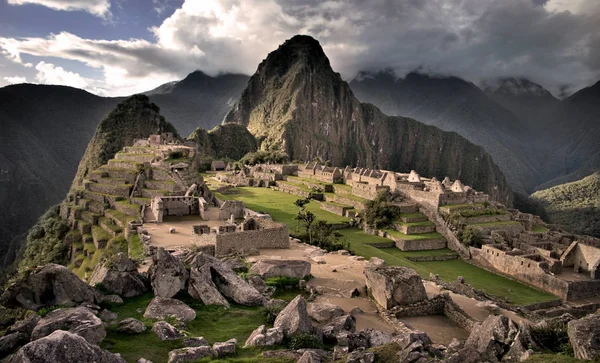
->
[0, 0, 599, 97]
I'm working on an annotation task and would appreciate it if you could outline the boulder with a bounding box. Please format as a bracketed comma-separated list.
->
[8, 315, 41, 336]
[249, 259, 311, 279]
[247, 275, 268, 293]
[274, 295, 313, 337]
[444, 347, 483, 363]
[183, 337, 208, 347]
[98, 309, 118, 323]
[322, 315, 356, 341]
[0, 264, 98, 310]
[152, 321, 184, 341]
[568, 314, 600, 360]
[148, 248, 189, 298]
[31, 307, 106, 345]
[465, 315, 518, 361]
[245, 325, 284, 347]
[362, 329, 393, 347]
[117, 318, 146, 334]
[167, 346, 213, 363]
[0, 332, 29, 359]
[89, 253, 147, 298]
[308, 302, 344, 323]
[297, 349, 327, 363]
[190, 253, 263, 306]
[364, 266, 427, 309]
[6, 331, 125, 363]
[336, 331, 370, 350]
[188, 264, 230, 308]
[212, 338, 236, 357]
[346, 349, 375, 363]
[365, 257, 386, 270]
[143, 297, 196, 322]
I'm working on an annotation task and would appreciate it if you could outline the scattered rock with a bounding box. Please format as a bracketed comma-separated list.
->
[338, 250, 350, 255]
[5, 330, 125, 363]
[346, 348, 375, 363]
[444, 347, 483, 363]
[363, 329, 393, 347]
[89, 253, 147, 298]
[465, 314, 518, 361]
[322, 315, 356, 341]
[475, 300, 500, 314]
[8, 314, 41, 336]
[456, 276, 465, 284]
[366, 257, 386, 270]
[98, 309, 118, 323]
[297, 349, 324, 363]
[262, 349, 301, 361]
[250, 259, 311, 279]
[568, 314, 600, 360]
[0, 264, 98, 310]
[101, 295, 124, 305]
[350, 306, 363, 316]
[245, 325, 284, 347]
[31, 307, 106, 345]
[274, 295, 313, 337]
[364, 266, 427, 309]
[137, 359, 153, 363]
[183, 337, 208, 347]
[117, 318, 146, 334]
[247, 275, 268, 293]
[188, 261, 230, 308]
[148, 248, 189, 298]
[143, 297, 196, 322]
[152, 321, 184, 341]
[308, 302, 344, 323]
[212, 338, 236, 357]
[167, 346, 213, 363]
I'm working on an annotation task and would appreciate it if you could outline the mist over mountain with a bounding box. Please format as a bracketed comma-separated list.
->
[224, 35, 512, 203]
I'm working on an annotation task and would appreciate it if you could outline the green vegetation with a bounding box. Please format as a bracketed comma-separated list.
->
[101, 292, 278, 363]
[18, 205, 69, 272]
[240, 150, 289, 165]
[531, 172, 600, 237]
[532, 225, 550, 233]
[129, 234, 144, 261]
[364, 192, 401, 229]
[457, 226, 483, 248]
[384, 229, 443, 241]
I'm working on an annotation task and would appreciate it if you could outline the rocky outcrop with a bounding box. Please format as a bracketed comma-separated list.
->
[568, 314, 600, 360]
[117, 318, 146, 334]
[143, 297, 196, 322]
[223, 35, 512, 203]
[6, 330, 125, 363]
[465, 315, 518, 361]
[31, 307, 106, 345]
[189, 253, 263, 306]
[184, 337, 208, 347]
[308, 302, 344, 323]
[244, 325, 284, 347]
[273, 295, 313, 337]
[152, 321, 184, 341]
[0, 264, 98, 310]
[148, 248, 189, 298]
[322, 315, 356, 342]
[187, 261, 230, 308]
[167, 346, 213, 363]
[247, 275, 268, 293]
[0, 332, 29, 359]
[212, 339, 236, 358]
[89, 253, 147, 298]
[249, 259, 311, 279]
[364, 266, 427, 309]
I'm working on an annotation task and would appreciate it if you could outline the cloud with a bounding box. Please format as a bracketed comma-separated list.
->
[34, 61, 90, 88]
[7, 0, 111, 18]
[3, 76, 27, 84]
[1, 0, 600, 96]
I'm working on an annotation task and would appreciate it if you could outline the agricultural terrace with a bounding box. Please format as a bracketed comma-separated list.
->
[216, 187, 557, 306]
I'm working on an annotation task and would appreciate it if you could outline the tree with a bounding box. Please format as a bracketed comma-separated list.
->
[294, 198, 315, 243]
[364, 191, 400, 229]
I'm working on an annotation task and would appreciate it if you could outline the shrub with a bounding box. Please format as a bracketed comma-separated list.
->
[261, 300, 287, 324]
[364, 192, 400, 229]
[265, 276, 301, 289]
[288, 332, 323, 350]
[37, 305, 63, 317]
[459, 226, 482, 248]
[530, 321, 572, 354]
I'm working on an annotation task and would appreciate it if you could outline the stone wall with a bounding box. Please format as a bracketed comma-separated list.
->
[219, 200, 245, 220]
[331, 194, 366, 210]
[562, 242, 600, 278]
[319, 202, 347, 216]
[213, 223, 289, 256]
[351, 182, 388, 200]
[394, 223, 436, 235]
[419, 207, 471, 259]
[396, 183, 441, 211]
[393, 237, 446, 251]
[473, 223, 525, 237]
[406, 254, 459, 262]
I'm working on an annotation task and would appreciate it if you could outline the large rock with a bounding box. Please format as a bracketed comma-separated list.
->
[167, 346, 213, 363]
[244, 325, 284, 347]
[0, 264, 98, 310]
[152, 321, 184, 341]
[190, 253, 263, 306]
[364, 266, 426, 309]
[188, 263, 230, 308]
[568, 314, 600, 360]
[0, 332, 29, 359]
[117, 318, 146, 334]
[273, 295, 313, 337]
[247, 275, 268, 293]
[322, 314, 356, 341]
[465, 314, 518, 361]
[31, 307, 106, 345]
[212, 338, 236, 358]
[89, 253, 147, 298]
[249, 259, 311, 279]
[148, 248, 189, 298]
[8, 315, 41, 336]
[308, 302, 344, 323]
[143, 297, 196, 322]
[6, 330, 125, 363]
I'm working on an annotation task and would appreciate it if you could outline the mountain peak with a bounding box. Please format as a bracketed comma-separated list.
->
[256, 34, 332, 76]
[484, 77, 553, 98]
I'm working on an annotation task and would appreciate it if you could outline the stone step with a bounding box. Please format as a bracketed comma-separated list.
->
[113, 201, 140, 218]
[98, 217, 123, 238]
[83, 190, 107, 204]
[92, 225, 110, 249]
[76, 198, 90, 209]
[107, 159, 143, 171]
[123, 146, 158, 154]
[115, 152, 157, 163]
[87, 182, 132, 197]
[469, 221, 524, 236]
[77, 220, 92, 235]
[394, 222, 436, 235]
[99, 167, 138, 183]
[94, 177, 129, 187]
[399, 213, 428, 223]
[150, 168, 172, 181]
[104, 209, 128, 228]
[89, 170, 109, 182]
[144, 179, 178, 192]
[142, 188, 171, 199]
[131, 197, 151, 206]
[87, 200, 105, 215]
[80, 210, 101, 225]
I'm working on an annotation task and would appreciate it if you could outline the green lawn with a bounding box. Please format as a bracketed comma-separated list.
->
[217, 187, 558, 306]
[384, 229, 443, 240]
[216, 187, 349, 233]
[532, 225, 550, 233]
[102, 292, 282, 363]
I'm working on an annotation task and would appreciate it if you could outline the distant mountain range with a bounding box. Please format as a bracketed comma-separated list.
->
[1, 36, 599, 269]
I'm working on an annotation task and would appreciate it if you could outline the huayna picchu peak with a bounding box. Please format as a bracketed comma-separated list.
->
[225, 35, 512, 204]
[2, 7, 600, 361]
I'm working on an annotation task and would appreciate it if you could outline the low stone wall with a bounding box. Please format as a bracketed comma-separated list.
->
[394, 238, 447, 251]
[319, 202, 348, 216]
[419, 207, 470, 259]
[107, 160, 141, 171]
[87, 182, 131, 196]
[103, 168, 138, 182]
[523, 299, 563, 311]
[460, 214, 512, 225]
[406, 254, 458, 262]
[444, 298, 476, 332]
[214, 225, 290, 256]
[144, 180, 177, 192]
[332, 195, 366, 210]
[394, 223, 436, 235]
[366, 241, 396, 248]
[472, 223, 525, 237]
